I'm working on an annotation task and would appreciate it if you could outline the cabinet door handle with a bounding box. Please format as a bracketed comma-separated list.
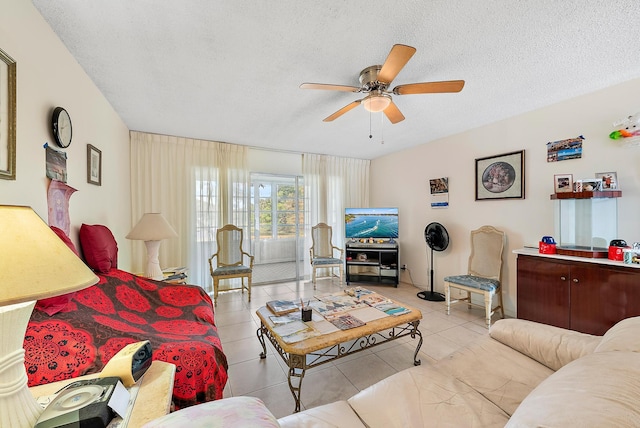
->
[572, 278, 579, 283]
[560, 276, 566, 281]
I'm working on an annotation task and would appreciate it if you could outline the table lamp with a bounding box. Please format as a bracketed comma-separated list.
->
[126, 213, 178, 280]
[0, 205, 99, 428]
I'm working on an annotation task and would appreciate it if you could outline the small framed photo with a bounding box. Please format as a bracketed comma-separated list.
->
[580, 178, 602, 192]
[596, 172, 617, 190]
[87, 144, 102, 186]
[554, 174, 573, 193]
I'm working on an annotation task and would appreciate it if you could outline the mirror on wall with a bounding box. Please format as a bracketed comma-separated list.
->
[0, 48, 16, 180]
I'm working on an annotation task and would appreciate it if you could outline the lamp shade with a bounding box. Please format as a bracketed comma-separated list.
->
[0, 205, 99, 305]
[126, 213, 178, 241]
[0, 205, 99, 428]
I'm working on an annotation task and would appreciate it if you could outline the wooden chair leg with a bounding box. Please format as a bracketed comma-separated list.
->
[213, 277, 219, 306]
[498, 289, 505, 319]
[484, 292, 492, 328]
[467, 291, 472, 309]
[247, 274, 252, 302]
[445, 282, 451, 315]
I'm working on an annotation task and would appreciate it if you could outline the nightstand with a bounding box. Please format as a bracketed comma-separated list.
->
[30, 361, 176, 427]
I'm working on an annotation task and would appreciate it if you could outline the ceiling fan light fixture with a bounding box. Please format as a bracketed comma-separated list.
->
[362, 93, 391, 113]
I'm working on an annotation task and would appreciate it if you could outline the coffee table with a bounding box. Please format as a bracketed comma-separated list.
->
[256, 295, 422, 412]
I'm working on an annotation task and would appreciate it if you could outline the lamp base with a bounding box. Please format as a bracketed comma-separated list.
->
[0, 301, 44, 427]
[144, 240, 165, 280]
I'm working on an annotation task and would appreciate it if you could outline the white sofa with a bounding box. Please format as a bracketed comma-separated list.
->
[144, 317, 640, 427]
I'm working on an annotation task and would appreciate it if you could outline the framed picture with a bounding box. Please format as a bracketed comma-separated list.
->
[596, 171, 617, 190]
[554, 174, 573, 193]
[0, 47, 16, 180]
[475, 150, 525, 200]
[87, 144, 102, 186]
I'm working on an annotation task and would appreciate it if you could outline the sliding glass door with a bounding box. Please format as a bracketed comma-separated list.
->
[250, 173, 305, 284]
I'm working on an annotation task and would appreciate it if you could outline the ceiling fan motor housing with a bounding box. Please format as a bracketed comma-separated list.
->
[359, 65, 389, 91]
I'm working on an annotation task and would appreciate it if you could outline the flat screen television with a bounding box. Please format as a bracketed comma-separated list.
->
[345, 207, 399, 240]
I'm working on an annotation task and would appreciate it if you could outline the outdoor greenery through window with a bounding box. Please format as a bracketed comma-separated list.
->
[252, 180, 305, 239]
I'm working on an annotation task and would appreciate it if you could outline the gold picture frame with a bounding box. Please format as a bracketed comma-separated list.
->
[0, 48, 16, 180]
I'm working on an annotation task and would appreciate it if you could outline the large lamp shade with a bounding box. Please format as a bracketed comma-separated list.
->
[0, 205, 99, 427]
[126, 213, 178, 280]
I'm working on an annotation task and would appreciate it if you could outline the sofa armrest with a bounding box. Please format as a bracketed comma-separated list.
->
[489, 319, 600, 371]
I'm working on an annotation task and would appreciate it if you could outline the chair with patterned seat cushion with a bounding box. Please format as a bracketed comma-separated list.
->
[444, 225, 505, 328]
[208, 224, 254, 305]
[310, 222, 343, 288]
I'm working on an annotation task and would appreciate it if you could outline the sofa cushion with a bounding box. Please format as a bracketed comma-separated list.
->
[506, 351, 640, 427]
[278, 400, 366, 428]
[490, 318, 600, 371]
[436, 333, 554, 416]
[347, 364, 509, 428]
[142, 396, 280, 428]
[594, 316, 640, 353]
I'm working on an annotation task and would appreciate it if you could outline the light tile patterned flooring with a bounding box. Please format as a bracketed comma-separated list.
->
[214, 278, 495, 419]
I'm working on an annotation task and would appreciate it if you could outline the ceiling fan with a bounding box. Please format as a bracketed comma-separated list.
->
[300, 44, 465, 124]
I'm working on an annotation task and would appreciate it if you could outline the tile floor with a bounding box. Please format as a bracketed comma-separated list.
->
[214, 278, 496, 419]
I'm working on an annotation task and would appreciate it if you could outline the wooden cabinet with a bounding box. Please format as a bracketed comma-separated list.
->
[345, 243, 399, 286]
[517, 253, 640, 335]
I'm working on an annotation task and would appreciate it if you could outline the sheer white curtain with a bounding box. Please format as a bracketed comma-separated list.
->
[130, 131, 249, 290]
[302, 154, 370, 278]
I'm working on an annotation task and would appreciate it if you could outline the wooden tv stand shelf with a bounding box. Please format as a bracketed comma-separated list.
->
[345, 241, 399, 287]
[514, 249, 640, 335]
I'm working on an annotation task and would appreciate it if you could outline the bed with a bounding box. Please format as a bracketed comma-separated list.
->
[23, 224, 228, 410]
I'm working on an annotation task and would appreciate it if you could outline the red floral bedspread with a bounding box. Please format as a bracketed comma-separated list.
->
[25, 269, 228, 410]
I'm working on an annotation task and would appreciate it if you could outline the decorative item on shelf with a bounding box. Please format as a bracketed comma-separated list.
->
[0, 205, 99, 428]
[608, 239, 630, 261]
[623, 243, 640, 265]
[126, 213, 178, 280]
[539, 236, 557, 254]
[554, 174, 573, 193]
[596, 171, 617, 190]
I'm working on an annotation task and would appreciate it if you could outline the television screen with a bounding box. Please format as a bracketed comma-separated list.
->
[345, 207, 399, 239]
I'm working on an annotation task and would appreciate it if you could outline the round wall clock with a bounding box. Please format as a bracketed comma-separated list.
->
[51, 107, 72, 148]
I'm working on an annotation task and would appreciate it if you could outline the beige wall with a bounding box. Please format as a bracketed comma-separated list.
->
[0, 1, 132, 268]
[371, 78, 640, 317]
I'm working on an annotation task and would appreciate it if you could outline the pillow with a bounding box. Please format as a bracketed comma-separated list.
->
[79, 224, 118, 273]
[35, 226, 81, 315]
[141, 396, 280, 428]
[50, 226, 80, 256]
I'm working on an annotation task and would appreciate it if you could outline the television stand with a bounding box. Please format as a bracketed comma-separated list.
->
[345, 241, 399, 287]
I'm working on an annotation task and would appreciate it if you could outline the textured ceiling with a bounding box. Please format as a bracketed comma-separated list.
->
[32, 0, 640, 160]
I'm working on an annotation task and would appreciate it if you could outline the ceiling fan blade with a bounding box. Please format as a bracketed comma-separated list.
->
[383, 101, 405, 124]
[393, 80, 465, 95]
[323, 100, 362, 122]
[300, 83, 360, 92]
[377, 44, 417, 84]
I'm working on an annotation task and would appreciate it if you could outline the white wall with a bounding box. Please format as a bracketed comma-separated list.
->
[371, 78, 640, 317]
[0, 1, 132, 268]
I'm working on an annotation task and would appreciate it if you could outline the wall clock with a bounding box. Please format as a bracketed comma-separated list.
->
[51, 106, 72, 148]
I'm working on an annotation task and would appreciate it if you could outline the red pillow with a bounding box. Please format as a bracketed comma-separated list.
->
[79, 224, 118, 273]
[50, 226, 80, 256]
[35, 226, 81, 315]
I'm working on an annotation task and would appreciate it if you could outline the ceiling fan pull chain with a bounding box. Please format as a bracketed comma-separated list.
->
[380, 112, 385, 145]
[369, 110, 373, 139]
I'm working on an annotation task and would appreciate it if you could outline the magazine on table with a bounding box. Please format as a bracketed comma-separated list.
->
[326, 313, 366, 330]
[311, 293, 368, 316]
[266, 299, 299, 316]
[374, 302, 411, 316]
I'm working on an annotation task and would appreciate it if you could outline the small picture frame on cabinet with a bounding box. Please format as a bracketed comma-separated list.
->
[554, 174, 573, 193]
[596, 171, 617, 190]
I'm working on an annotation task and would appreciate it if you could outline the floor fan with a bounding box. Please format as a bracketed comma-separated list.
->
[417, 222, 450, 301]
